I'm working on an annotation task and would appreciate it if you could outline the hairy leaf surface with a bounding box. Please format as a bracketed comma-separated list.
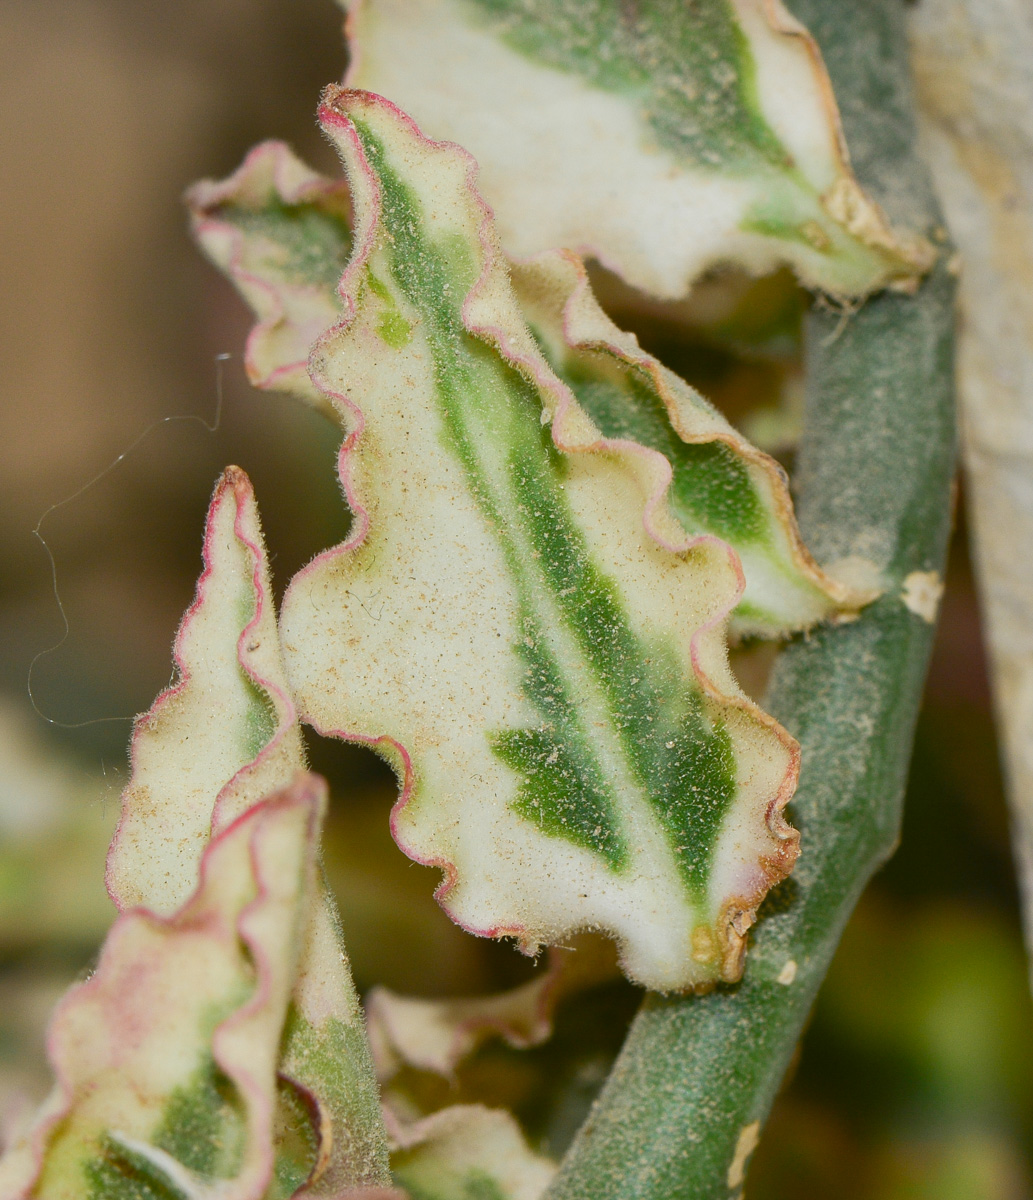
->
[106, 468, 305, 913]
[190, 155, 862, 637]
[509, 250, 870, 636]
[187, 143, 351, 414]
[280, 89, 800, 992]
[0, 778, 322, 1200]
[342, 0, 932, 298]
[105, 468, 389, 1194]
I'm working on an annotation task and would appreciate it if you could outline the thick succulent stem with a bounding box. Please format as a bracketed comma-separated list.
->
[543, 2, 957, 1196]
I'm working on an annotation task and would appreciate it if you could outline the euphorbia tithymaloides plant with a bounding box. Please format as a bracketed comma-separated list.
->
[0, 1, 955, 1197]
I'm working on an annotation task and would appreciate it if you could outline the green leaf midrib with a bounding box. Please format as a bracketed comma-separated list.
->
[352, 119, 739, 905]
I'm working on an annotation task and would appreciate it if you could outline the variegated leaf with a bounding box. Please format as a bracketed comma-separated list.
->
[387, 1106, 555, 1200]
[509, 250, 873, 636]
[187, 143, 351, 414]
[280, 89, 800, 993]
[106, 467, 306, 913]
[0, 776, 322, 1200]
[342, 0, 933, 299]
[279, 903, 393, 1197]
[106, 467, 389, 1194]
[189, 157, 863, 637]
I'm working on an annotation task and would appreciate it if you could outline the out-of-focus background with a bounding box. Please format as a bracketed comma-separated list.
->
[1, 2, 1030, 1196]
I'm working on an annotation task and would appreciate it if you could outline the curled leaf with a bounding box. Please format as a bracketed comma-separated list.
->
[342, 0, 932, 298]
[280, 88, 800, 992]
[106, 466, 304, 914]
[368, 963, 561, 1083]
[105, 467, 390, 1193]
[187, 142, 351, 414]
[509, 250, 873, 636]
[387, 1106, 555, 1200]
[0, 775, 323, 1200]
[189, 155, 867, 637]
[367, 937, 618, 1081]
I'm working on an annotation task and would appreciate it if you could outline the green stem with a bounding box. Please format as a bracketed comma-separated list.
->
[542, 2, 957, 1196]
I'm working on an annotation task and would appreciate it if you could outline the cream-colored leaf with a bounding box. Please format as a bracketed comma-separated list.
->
[105, 466, 389, 1192]
[0, 776, 323, 1200]
[368, 978, 557, 1083]
[190, 151, 868, 638]
[368, 966, 560, 1083]
[367, 937, 618, 1080]
[106, 466, 303, 914]
[343, 0, 932, 298]
[509, 249, 874, 636]
[280, 89, 799, 992]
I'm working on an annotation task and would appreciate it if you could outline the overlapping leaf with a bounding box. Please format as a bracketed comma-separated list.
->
[341, 0, 932, 299]
[190, 147, 866, 637]
[0, 775, 323, 1200]
[279, 88, 800, 992]
[388, 1107, 555, 1200]
[105, 467, 389, 1195]
[509, 250, 872, 636]
[369, 981, 563, 1200]
[187, 143, 351, 414]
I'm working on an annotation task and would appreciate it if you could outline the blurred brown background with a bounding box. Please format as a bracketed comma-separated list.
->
[1, 2, 1031, 1196]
